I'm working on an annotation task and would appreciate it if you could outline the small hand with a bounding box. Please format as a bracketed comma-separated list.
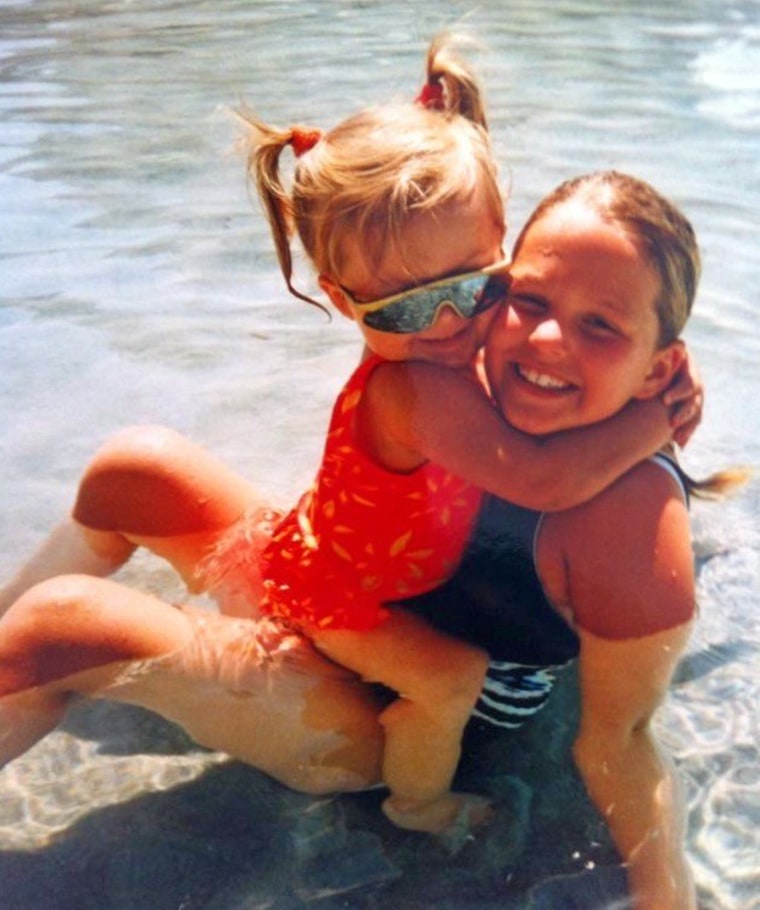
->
[662, 345, 704, 448]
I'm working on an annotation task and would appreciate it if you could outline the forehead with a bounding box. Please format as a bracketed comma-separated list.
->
[520, 199, 635, 254]
[339, 186, 505, 298]
[513, 201, 661, 318]
[516, 202, 651, 278]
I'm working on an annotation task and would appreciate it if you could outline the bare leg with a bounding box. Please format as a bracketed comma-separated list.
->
[1, 425, 269, 615]
[0, 573, 193, 767]
[0, 575, 384, 791]
[0, 574, 193, 696]
[314, 610, 491, 834]
[0, 686, 75, 766]
[0, 521, 134, 616]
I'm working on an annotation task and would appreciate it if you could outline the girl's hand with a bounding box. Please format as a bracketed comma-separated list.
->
[662, 346, 704, 448]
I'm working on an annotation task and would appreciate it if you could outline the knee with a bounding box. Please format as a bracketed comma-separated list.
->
[93, 425, 189, 462]
[79, 425, 189, 492]
[3, 574, 102, 639]
[409, 642, 489, 713]
[73, 425, 207, 534]
[0, 574, 166, 694]
[0, 575, 99, 692]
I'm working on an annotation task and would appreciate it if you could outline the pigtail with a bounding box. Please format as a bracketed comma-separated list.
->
[234, 33, 502, 309]
[422, 33, 488, 130]
[661, 443, 752, 500]
[685, 466, 753, 500]
[235, 105, 326, 310]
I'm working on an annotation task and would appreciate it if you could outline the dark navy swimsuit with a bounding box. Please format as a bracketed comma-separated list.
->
[399, 495, 578, 729]
[399, 454, 688, 729]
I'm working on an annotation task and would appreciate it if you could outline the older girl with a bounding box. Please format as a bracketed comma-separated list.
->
[403, 171, 744, 909]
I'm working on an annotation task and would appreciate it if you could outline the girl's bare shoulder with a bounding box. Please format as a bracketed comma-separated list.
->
[538, 459, 694, 639]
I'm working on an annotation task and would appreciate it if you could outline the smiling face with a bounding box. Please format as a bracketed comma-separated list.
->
[320, 184, 506, 369]
[485, 200, 682, 435]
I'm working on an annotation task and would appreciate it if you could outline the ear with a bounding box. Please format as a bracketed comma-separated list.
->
[318, 274, 356, 321]
[633, 340, 686, 400]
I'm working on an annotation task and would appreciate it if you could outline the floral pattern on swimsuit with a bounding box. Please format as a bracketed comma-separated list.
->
[258, 356, 483, 634]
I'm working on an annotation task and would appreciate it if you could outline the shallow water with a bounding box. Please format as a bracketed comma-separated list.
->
[1, 0, 758, 908]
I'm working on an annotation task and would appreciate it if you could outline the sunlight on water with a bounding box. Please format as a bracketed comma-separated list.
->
[691, 30, 760, 127]
[0, 726, 228, 851]
[1, 1, 758, 908]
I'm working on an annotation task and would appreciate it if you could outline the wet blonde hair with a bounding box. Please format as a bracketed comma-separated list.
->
[238, 34, 504, 308]
[512, 170, 749, 498]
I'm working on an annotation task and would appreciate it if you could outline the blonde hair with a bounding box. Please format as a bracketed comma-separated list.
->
[512, 171, 749, 499]
[238, 34, 504, 308]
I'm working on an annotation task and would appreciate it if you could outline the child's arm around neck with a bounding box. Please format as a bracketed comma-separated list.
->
[359, 360, 673, 513]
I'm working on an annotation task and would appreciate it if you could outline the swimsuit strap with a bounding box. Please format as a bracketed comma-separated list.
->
[650, 452, 690, 504]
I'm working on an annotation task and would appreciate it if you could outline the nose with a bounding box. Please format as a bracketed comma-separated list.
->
[528, 318, 566, 353]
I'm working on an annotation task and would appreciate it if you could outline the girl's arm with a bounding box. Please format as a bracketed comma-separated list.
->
[543, 463, 697, 910]
[362, 361, 675, 512]
[573, 625, 696, 910]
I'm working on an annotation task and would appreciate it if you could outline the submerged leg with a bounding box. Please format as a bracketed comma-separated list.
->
[0, 687, 71, 768]
[0, 573, 193, 766]
[0, 575, 385, 790]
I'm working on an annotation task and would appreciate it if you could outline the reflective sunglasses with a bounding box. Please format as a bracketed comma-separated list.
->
[341, 259, 511, 334]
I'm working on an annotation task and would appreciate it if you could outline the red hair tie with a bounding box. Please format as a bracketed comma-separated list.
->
[290, 127, 322, 157]
[415, 81, 445, 110]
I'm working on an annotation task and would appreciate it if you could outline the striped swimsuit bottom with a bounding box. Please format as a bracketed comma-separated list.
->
[472, 660, 560, 729]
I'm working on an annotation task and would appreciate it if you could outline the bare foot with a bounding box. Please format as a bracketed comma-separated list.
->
[382, 790, 493, 849]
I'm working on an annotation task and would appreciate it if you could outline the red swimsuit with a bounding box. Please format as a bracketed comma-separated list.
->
[258, 356, 483, 633]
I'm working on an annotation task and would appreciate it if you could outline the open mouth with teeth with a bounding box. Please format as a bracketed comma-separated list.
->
[515, 364, 575, 391]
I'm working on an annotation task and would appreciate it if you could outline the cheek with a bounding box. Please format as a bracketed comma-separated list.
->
[486, 304, 511, 338]
[502, 306, 530, 340]
[485, 307, 522, 362]
[356, 326, 410, 362]
[582, 351, 652, 408]
[472, 307, 499, 346]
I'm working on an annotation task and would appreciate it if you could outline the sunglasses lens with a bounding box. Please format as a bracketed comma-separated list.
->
[363, 282, 458, 333]
[473, 274, 510, 314]
[362, 272, 510, 334]
[363, 304, 430, 333]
